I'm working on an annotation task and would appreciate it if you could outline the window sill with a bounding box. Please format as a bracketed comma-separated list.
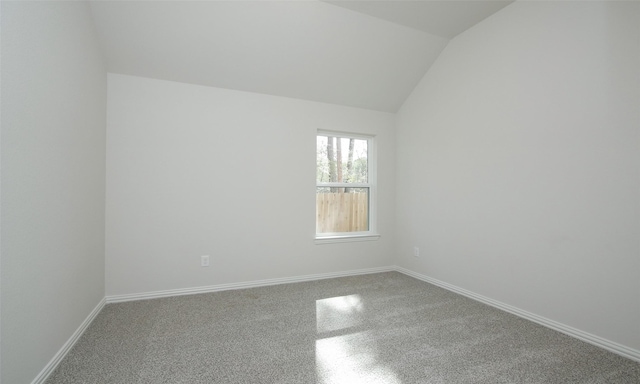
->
[315, 234, 381, 245]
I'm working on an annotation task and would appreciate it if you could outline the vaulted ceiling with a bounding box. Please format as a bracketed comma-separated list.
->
[89, 1, 513, 112]
[325, 1, 513, 39]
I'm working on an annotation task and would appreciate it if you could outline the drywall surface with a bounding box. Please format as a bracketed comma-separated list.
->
[396, 1, 640, 351]
[1, 2, 107, 383]
[90, 0, 448, 113]
[105, 74, 396, 296]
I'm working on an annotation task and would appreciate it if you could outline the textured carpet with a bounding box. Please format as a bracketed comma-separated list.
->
[46, 272, 639, 383]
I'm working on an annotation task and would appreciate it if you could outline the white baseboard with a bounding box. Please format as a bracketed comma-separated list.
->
[31, 298, 106, 384]
[106, 266, 395, 303]
[394, 266, 640, 363]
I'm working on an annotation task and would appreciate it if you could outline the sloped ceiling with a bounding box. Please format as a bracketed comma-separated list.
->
[90, 1, 512, 112]
[325, 0, 514, 39]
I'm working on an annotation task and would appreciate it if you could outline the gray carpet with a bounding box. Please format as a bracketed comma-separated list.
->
[46, 272, 639, 383]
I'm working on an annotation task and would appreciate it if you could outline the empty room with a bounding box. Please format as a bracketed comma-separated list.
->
[1, 0, 639, 383]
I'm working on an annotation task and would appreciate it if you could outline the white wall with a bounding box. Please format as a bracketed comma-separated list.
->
[106, 74, 396, 296]
[1, 2, 107, 383]
[396, 0, 639, 352]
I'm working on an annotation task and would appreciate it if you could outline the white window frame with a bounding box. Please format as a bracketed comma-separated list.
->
[315, 130, 380, 244]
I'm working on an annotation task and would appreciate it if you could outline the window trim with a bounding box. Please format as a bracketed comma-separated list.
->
[314, 234, 381, 245]
[315, 130, 379, 243]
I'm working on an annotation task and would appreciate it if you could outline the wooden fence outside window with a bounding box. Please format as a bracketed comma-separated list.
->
[316, 192, 368, 233]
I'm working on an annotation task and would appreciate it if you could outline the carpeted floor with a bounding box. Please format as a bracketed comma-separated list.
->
[46, 272, 639, 383]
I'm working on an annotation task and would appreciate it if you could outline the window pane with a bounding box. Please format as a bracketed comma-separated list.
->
[317, 136, 367, 183]
[316, 187, 369, 233]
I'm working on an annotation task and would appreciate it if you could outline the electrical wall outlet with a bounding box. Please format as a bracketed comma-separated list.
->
[413, 247, 419, 258]
[201, 255, 210, 267]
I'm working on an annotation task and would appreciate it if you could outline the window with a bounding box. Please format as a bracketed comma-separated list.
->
[316, 131, 378, 243]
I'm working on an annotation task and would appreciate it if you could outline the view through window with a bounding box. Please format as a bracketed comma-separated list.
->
[316, 132, 374, 237]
